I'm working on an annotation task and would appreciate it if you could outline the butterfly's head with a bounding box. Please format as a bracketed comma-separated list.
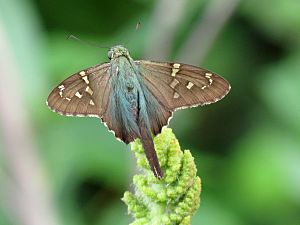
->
[108, 45, 129, 60]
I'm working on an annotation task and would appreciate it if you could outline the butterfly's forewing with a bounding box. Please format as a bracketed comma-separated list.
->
[47, 63, 111, 117]
[137, 60, 230, 109]
[47, 61, 141, 144]
[136, 60, 231, 133]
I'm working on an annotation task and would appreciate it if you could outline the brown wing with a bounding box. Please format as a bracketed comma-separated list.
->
[137, 60, 231, 110]
[47, 63, 111, 117]
[136, 60, 231, 134]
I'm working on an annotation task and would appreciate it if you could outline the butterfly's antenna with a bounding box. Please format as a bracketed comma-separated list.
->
[122, 21, 142, 47]
[135, 21, 141, 31]
[67, 34, 110, 49]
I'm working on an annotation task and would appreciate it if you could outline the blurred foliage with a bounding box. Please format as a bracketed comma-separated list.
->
[1, 0, 300, 225]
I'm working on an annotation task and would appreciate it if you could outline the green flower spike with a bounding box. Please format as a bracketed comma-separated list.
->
[122, 128, 201, 225]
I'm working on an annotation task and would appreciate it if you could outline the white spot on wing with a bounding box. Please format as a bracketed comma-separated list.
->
[173, 92, 180, 98]
[171, 63, 181, 77]
[75, 91, 83, 98]
[85, 86, 93, 95]
[79, 71, 86, 76]
[173, 63, 180, 69]
[82, 76, 89, 84]
[205, 72, 212, 78]
[170, 79, 179, 89]
[186, 82, 194, 89]
[89, 100, 95, 105]
[205, 73, 213, 85]
[58, 85, 65, 97]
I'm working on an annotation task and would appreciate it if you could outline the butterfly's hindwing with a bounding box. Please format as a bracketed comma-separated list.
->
[138, 82, 173, 136]
[47, 63, 111, 117]
[137, 60, 231, 110]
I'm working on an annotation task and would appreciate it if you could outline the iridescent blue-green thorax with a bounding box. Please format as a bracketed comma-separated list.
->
[107, 46, 140, 96]
[108, 45, 131, 61]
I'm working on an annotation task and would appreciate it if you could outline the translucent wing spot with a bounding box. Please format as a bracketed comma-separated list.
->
[186, 81, 194, 89]
[65, 97, 71, 101]
[89, 100, 95, 105]
[79, 71, 86, 76]
[75, 91, 83, 98]
[173, 92, 180, 98]
[173, 63, 180, 69]
[170, 78, 179, 89]
[171, 63, 181, 77]
[205, 72, 213, 85]
[85, 86, 93, 95]
[82, 76, 89, 84]
[58, 85, 65, 97]
[201, 85, 208, 90]
[205, 72, 212, 77]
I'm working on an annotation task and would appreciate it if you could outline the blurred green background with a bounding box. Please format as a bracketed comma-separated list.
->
[1, 0, 300, 225]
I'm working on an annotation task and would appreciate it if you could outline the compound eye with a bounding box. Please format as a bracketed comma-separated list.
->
[108, 50, 113, 60]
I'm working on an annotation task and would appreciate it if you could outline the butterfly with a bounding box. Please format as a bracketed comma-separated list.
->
[47, 45, 231, 179]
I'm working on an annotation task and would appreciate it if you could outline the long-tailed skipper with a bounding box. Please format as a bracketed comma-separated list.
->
[47, 45, 230, 179]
